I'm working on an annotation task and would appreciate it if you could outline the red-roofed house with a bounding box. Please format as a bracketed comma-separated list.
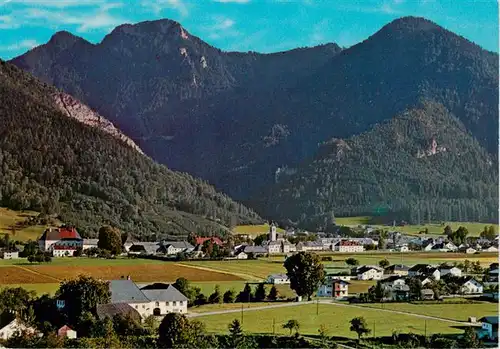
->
[38, 227, 83, 256]
[195, 236, 223, 246]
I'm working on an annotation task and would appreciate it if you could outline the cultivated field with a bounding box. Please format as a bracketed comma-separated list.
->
[0, 259, 244, 284]
[0, 207, 60, 242]
[358, 301, 498, 322]
[232, 224, 284, 238]
[197, 303, 468, 338]
[335, 216, 498, 237]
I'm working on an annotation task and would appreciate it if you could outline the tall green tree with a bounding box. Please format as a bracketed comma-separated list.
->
[378, 258, 390, 268]
[56, 275, 110, 325]
[267, 285, 279, 301]
[158, 313, 206, 348]
[284, 252, 325, 300]
[238, 283, 253, 303]
[223, 289, 236, 303]
[254, 283, 266, 302]
[345, 258, 359, 267]
[460, 326, 481, 348]
[228, 319, 244, 348]
[97, 226, 122, 255]
[208, 285, 222, 304]
[349, 317, 371, 340]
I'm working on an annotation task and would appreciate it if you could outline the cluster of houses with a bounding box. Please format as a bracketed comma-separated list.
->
[0, 277, 188, 341]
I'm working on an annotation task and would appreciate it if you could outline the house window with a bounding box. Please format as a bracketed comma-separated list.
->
[142, 305, 145, 309]
[155, 302, 159, 306]
[135, 305, 138, 309]
[173, 301, 177, 306]
[179, 301, 183, 306]
[166, 302, 170, 306]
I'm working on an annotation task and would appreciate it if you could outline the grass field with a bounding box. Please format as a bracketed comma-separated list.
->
[0, 207, 60, 242]
[232, 224, 284, 238]
[358, 301, 498, 322]
[335, 216, 498, 237]
[197, 303, 468, 338]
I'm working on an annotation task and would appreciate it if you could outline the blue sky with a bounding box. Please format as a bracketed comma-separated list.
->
[0, 0, 498, 59]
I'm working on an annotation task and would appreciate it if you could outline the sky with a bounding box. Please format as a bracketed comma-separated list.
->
[0, 0, 498, 60]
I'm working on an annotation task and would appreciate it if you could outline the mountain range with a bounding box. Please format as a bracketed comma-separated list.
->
[0, 60, 261, 238]
[8, 16, 499, 230]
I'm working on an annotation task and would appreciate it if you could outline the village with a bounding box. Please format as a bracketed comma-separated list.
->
[0, 223, 498, 347]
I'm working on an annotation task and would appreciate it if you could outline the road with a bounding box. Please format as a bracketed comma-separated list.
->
[189, 300, 473, 326]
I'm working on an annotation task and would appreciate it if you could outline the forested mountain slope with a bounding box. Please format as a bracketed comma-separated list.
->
[255, 102, 498, 230]
[11, 16, 499, 225]
[0, 60, 261, 238]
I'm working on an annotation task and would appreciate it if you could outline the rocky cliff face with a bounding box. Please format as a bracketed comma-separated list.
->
[52, 92, 143, 154]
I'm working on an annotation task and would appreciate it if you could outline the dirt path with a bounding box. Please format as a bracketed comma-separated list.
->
[14, 265, 61, 282]
[177, 263, 260, 281]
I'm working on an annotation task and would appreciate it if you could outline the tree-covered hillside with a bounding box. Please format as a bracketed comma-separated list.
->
[256, 102, 498, 231]
[0, 60, 261, 238]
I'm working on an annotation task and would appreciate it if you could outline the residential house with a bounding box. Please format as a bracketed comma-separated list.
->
[38, 227, 83, 255]
[335, 240, 364, 253]
[0, 251, 19, 259]
[420, 289, 435, 300]
[296, 241, 323, 252]
[140, 283, 189, 316]
[458, 277, 483, 294]
[235, 251, 248, 259]
[422, 241, 434, 251]
[128, 242, 160, 255]
[355, 266, 383, 280]
[483, 245, 498, 252]
[379, 276, 409, 301]
[325, 273, 353, 281]
[266, 241, 283, 254]
[396, 245, 409, 252]
[282, 240, 296, 253]
[0, 318, 37, 340]
[267, 274, 290, 284]
[384, 264, 409, 276]
[82, 239, 99, 250]
[105, 279, 188, 319]
[487, 263, 499, 282]
[317, 279, 349, 298]
[439, 265, 462, 277]
[458, 245, 477, 254]
[408, 264, 440, 280]
[478, 316, 499, 340]
[195, 236, 223, 246]
[160, 241, 194, 255]
[57, 325, 77, 339]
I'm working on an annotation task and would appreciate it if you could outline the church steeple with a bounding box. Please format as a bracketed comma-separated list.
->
[269, 222, 277, 241]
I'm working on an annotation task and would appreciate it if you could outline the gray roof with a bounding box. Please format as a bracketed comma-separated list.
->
[83, 239, 99, 245]
[96, 303, 141, 321]
[269, 273, 288, 279]
[243, 246, 267, 254]
[141, 285, 188, 302]
[130, 242, 160, 254]
[163, 241, 194, 249]
[110, 280, 150, 303]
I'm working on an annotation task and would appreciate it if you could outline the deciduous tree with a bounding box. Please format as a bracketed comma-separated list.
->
[97, 226, 122, 255]
[349, 317, 371, 340]
[284, 252, 325, 300]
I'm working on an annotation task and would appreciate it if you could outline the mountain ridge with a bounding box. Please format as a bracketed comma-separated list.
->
[10, 16, 499, 225]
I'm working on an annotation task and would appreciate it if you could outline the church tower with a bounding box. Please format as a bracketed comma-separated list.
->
[269, 222, 277, 241]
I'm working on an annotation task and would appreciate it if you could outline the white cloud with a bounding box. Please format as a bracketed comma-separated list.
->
[213, 0, 250, 3]
[141, 0, 189, 17]
[0, 39, 39, 51]
[204, 16, 239, 40]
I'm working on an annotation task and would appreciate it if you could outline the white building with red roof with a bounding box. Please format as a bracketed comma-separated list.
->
[38, 226, 83, 256]
[334, 240, 365, 253]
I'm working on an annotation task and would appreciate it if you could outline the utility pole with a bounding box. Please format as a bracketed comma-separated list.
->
[272, 318, 275, 335]
[424, 320, 427, 338]
[241, 303, 243, 325]
[316, 299, 319, 315]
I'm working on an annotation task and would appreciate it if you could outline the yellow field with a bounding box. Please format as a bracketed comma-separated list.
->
[0, 207, 60, 242]
[232, 224, 284, 238]
[335, 216, 498, 237]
